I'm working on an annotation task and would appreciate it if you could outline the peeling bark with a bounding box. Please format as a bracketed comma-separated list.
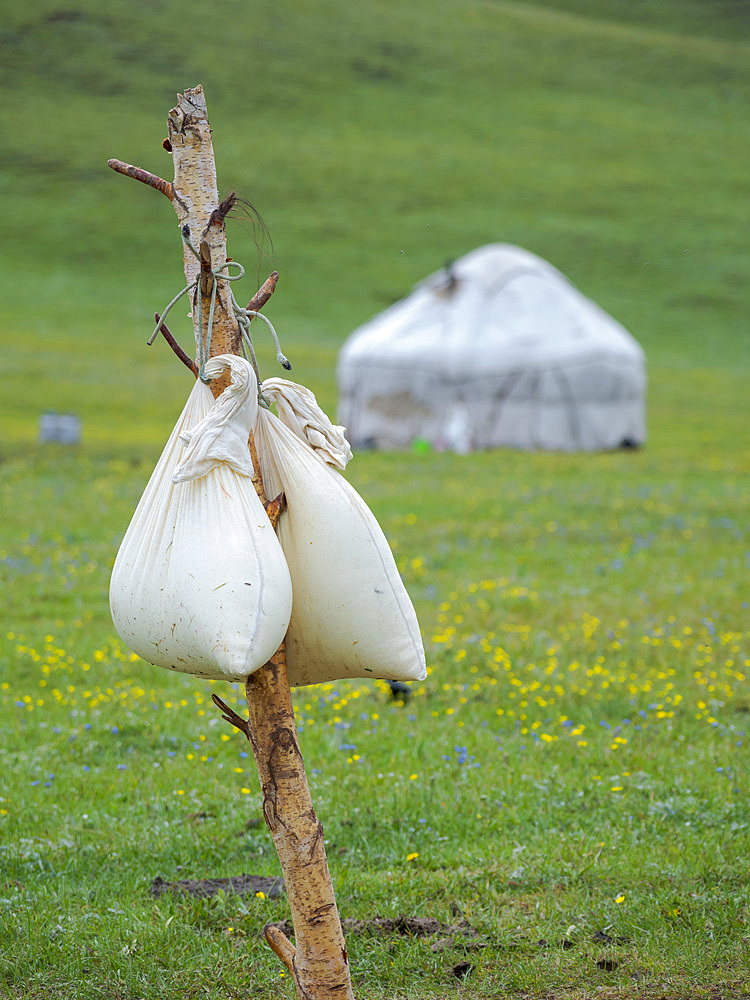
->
[246, 648, 353, 1000]
[167, 87, 241, 392]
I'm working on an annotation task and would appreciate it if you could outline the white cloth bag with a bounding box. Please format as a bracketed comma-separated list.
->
[110, 356, 293, 681]
[255, 378, 426, 687]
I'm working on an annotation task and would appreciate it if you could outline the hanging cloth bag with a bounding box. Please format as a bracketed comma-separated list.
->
[110, 355, 293, 681]
[254, 377, 426, 687]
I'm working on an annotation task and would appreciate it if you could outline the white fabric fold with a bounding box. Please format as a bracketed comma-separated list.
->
[255, 379, 426, 687]
[110, 358, 292, 681]
[262, 377, 353, 470]
[174, 355, 258, 482]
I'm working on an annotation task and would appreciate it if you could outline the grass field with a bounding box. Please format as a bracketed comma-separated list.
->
[1, 0, 749, 997]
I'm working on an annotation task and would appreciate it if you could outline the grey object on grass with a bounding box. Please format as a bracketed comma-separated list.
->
[38, 412, 82, 445]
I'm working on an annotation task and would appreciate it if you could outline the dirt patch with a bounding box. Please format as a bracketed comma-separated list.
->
[268, 913, 487, 952]
[150, 873, 285, 900]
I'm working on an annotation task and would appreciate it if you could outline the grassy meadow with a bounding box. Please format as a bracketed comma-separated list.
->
[1, 0, 749, 997]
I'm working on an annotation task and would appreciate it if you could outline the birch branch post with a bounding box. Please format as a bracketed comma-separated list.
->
[109, 85, 354, 1000]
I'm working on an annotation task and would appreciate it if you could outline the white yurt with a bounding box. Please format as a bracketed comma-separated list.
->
[337, 244, 646, 453]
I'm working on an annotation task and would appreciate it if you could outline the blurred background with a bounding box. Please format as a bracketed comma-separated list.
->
[2, 0, 749, 454]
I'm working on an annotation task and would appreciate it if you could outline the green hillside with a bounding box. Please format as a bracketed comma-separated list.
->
[2, 0, 749, 447]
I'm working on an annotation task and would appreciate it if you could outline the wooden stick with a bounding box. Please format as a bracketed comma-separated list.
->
[211, 694, 251, 738]
[113, 84, 355, 1000]
[247, 271, 279, 313]
[154, 313, 198, 376]
[165, 86, 355, 1000]
[265, 924, 297, 975]
[107, 159, 173, 200]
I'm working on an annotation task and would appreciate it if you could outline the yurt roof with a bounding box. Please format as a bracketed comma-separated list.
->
[339, 243, 645, 380]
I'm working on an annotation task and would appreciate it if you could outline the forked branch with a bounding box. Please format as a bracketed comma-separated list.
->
[211, 694, 251, 739]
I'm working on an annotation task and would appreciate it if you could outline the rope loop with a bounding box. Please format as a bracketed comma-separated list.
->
[214, 259, 246, 282]
[151, 251, 290, 393]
